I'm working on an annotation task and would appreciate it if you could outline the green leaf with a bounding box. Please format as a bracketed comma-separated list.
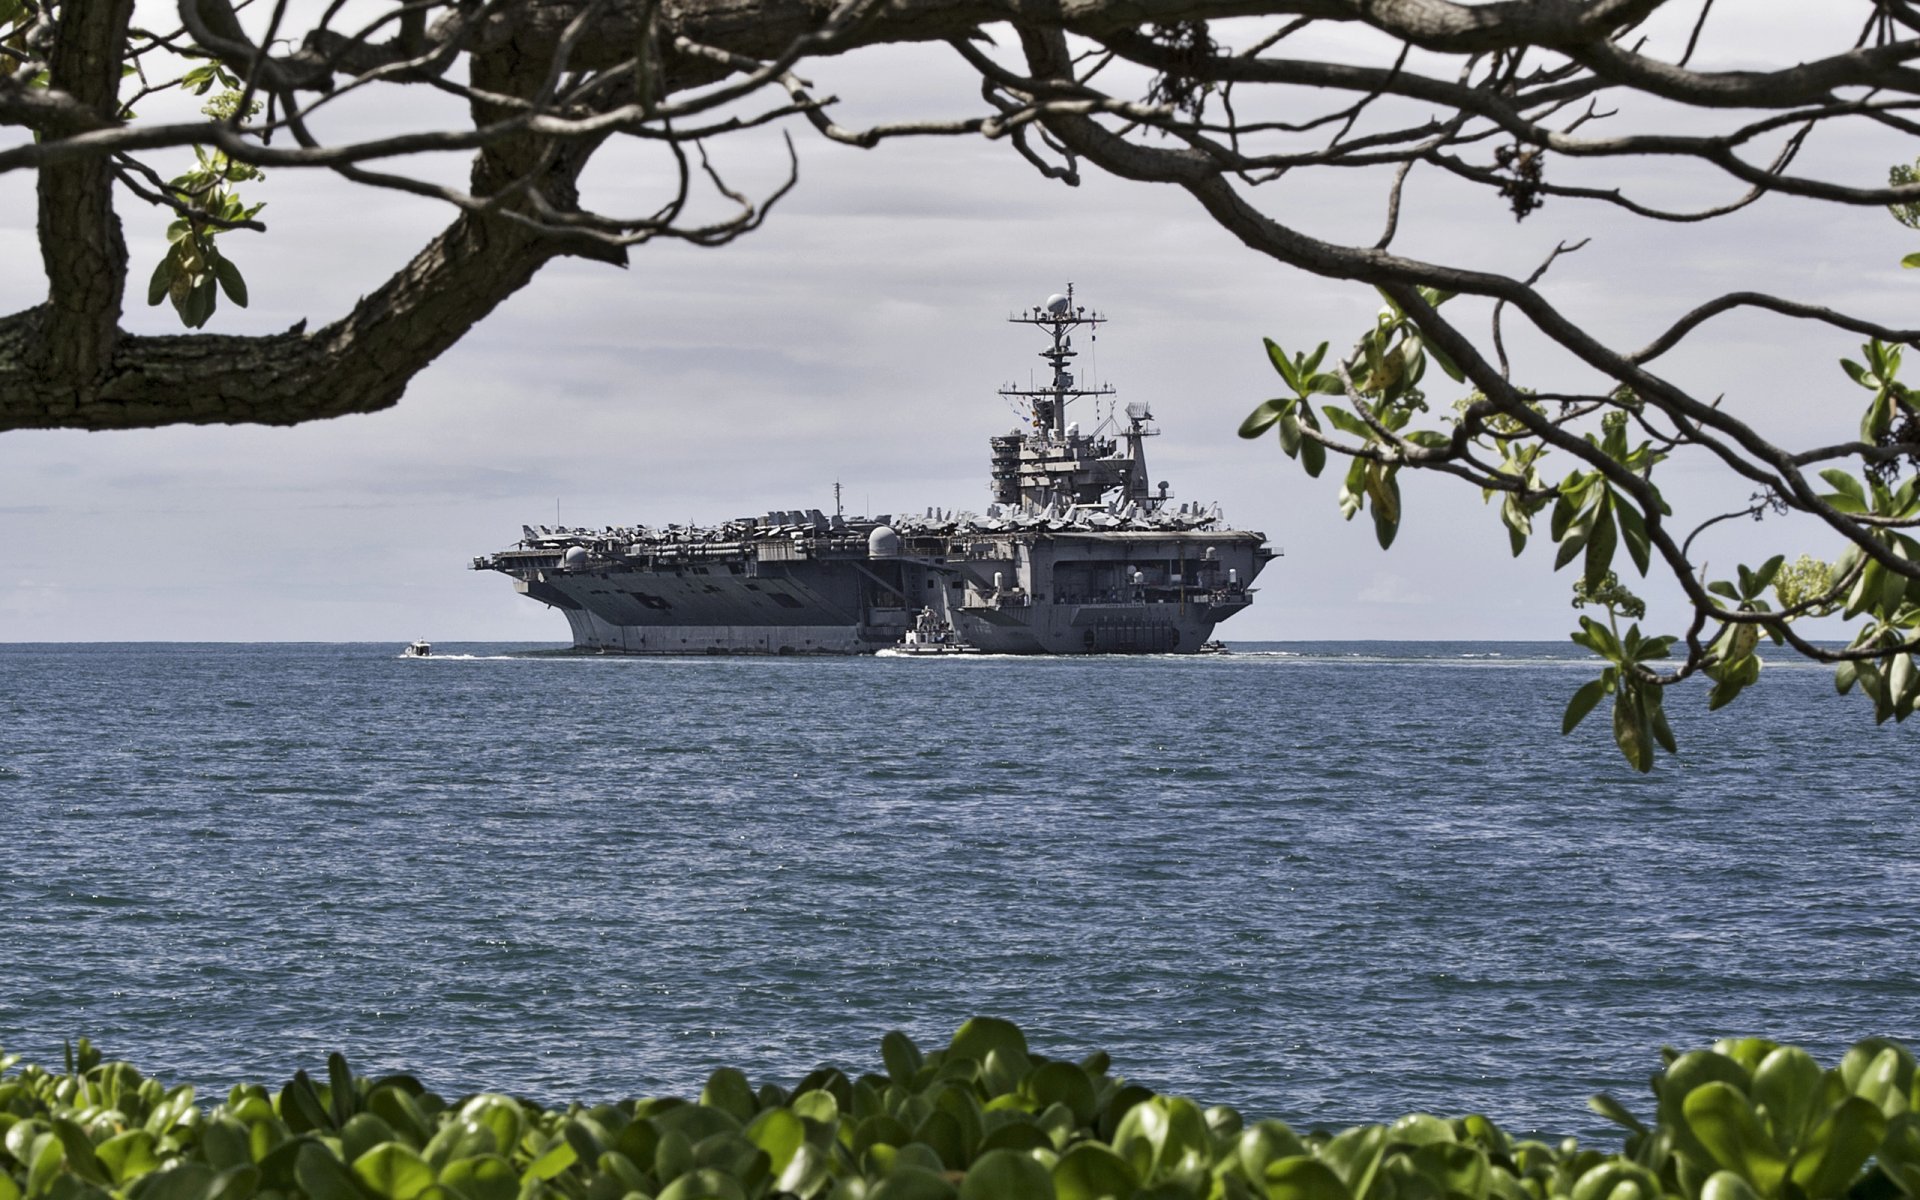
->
[328, 1053, 357, 1128]
[52, 1120, 109, 1185]
[1699, 1171, 1763, 1200]
[180, 276, 218, 330]
[1876, 1111, 1920, 1197]
[1649, 694, 1677, 754]
[1298, 406, 1327, 478]
[870, 1167, 958, 1200]
[1864, 390, 1894, 443]
[95, 1130, 159, 1185]
[1614, 500, 1651, 577]
[1588, 1094, 1646, 1134]
[1845, 560, 1883, 619]
[1584, 503, 1618, 590]
[1238, 1122, 1307, 1182]
[1571, 616, 1620, 660]
[1422, 336, 1466, 383]
[1612, 682, 1653, 773]
[146, 256, 176, 307]
[778, 1142, 830, 1196]
[1821, 469, 1867, 504]
[1320, 1125, 1388, 1200]
[1277, 406, 1304, 457]
[1571, 1163, 1659, 1200]
[343, 1115, 401, 1166]
[524, 1138, 578, 1181]
[369, 1086, 432, 1148]
[282, 1072, 335, 1134]
[958, 1150, 1053, 1200]
[1263, 1157, 1356, 1200]
[656, 1168, 747, 1200]
[700, 1068, 757, 1124]
[1902, 252, 1920, 269]
[1323, 406, 1373, 440]
[1390, 1114, 1456, 1147]
[210, 250, 248, 308]
[1052, 1144, 1138, 1200]
[878, 1032, 923, 1089]
[294, 1144, 363, 1200]
[740, 1110, 802, 1180]
[1339, 458, 1367, 521]
[137, 1165, 219, 1200]
[438, 1157, 517, 1200]
[1241, 400, 1286, 439]
[1368, 467, 1401, 551]
[1023, 1062, 1097, 1127]
[1563, 678, 1610, 734]
[1683, 1082, 1788, 1193]
[352, 1145, 433, 1200]
[1790, 1096, 1885, 1196]
[1265, 338, 1301, 391]
[1555, 514, 1594, 572]
[1501, 495, 1531, 557]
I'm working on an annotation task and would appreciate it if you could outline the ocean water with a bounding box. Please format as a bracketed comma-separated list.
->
[0, 641, 1914, 1140]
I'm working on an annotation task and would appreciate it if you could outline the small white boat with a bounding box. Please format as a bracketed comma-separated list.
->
[880, 609, 982, 656]
[402, 640, 432, 658]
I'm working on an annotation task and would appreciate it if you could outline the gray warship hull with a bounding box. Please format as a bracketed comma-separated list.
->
[483, 522, 1271, 655]
[477, 287, 1276, 654]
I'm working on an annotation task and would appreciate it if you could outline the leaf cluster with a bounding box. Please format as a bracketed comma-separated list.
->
[1815, 467, 1920, 724]
[1239, 290, 1462, 552]
[1838, 341, 1920, 467]
[1563, 617, 1675, 773]
[1594, 1037, 1920, 1200]
[145, 148, 260, 330]
[9, 1028, 1920, 1200]
[1241, 294, 1920, 769]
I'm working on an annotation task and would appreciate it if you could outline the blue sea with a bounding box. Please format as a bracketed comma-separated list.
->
[0, 641, 1913, 1140]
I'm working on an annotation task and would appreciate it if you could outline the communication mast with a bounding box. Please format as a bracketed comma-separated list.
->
[998, 283, 1116, 436]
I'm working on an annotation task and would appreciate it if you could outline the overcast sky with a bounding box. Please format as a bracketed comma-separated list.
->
[2, 3, 1913, 643]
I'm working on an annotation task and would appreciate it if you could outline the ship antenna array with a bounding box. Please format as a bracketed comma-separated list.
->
[998, 282, 1116, 436]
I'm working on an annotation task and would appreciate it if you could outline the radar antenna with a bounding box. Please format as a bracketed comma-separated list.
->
[998, 282, 1116, 436]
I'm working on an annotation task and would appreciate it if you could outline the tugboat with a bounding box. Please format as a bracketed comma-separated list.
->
[474, 287, 1277, 654]
[402, 640, 432, 658]
[879, 608, 983, 656]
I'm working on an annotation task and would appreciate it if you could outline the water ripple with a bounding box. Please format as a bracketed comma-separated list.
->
[0, 641, 1914, 1137]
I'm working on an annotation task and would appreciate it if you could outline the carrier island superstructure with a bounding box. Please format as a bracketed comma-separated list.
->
[474, 288, 1276, 654]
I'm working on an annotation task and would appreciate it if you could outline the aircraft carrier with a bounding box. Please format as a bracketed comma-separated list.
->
[473, 288, 1276, 654]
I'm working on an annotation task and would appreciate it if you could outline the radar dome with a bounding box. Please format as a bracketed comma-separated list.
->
[562, 546, 589, 570]
[1045, 293, 1071, 315]
[868, 525, 901, 559]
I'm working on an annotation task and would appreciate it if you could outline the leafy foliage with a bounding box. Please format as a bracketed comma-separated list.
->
[144, 141, 262, 329]
[139, 62, 264, 330]
[1244, 289, 1920, 771]
[7, 1027, 1920, 1200]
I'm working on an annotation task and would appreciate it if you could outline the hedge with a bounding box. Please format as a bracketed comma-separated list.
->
[3, 1020, 1918, 1200]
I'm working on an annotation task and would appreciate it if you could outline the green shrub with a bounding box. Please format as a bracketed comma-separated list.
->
[3, 1021, 1918, 1200]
